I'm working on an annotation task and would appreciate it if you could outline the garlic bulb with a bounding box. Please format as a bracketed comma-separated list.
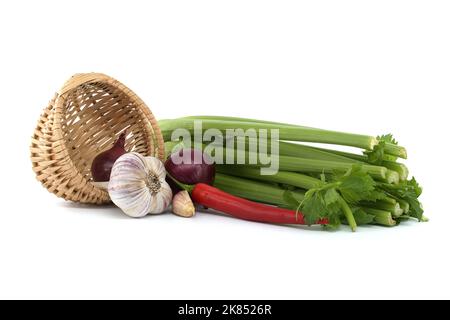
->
[108, 152, 173, 218]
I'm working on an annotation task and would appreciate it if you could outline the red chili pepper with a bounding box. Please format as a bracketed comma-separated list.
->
[191, 183, 328, 225]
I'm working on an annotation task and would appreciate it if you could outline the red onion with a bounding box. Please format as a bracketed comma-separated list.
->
[165, 148, 215, 192]
[91, 132, 127, 182]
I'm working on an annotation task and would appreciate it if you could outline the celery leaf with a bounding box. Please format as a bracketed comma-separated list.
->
[351, 207, 375, 225]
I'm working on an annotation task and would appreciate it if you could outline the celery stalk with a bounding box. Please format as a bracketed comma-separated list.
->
[278, 141, 360, 163]
[243, 138, 362, 163]
[307, 146, 399, 163]
[382, 161, 409, 181]
[210, 143, 390, 181]
[180, 115, 307, 128]
[159, 117, 407, 158]
[396, 199, 410, 214]
[361, 201, 403, 217]
[159, 118, 378, 151]
[213, 173, 305, 206]
[384, 143, 407, 159]
[216, 165, 321, 190]
[363, 208, 397, 226]
[307, 147, 369, 162]
[337, 196, 357, 232]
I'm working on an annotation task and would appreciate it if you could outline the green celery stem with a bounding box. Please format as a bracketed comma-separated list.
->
[213, 173, 305, 207]
[396, 199, 410, 214]
[216, 165, 321, 190]
[382, 161, 409, 181]
[362, 201, 403, 217]
[160, 117, 408, 159]
[363, 208, 396, 226]
[254, 139, 362, 163]
[384, 142, 407, 159]
[337, 196, 357, 232]
[159, 118, 377, 150]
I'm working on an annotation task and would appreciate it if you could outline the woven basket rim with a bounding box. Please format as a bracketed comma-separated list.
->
[55, 73, 165, 160]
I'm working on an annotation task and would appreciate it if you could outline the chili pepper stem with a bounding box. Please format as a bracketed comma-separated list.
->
[166, 173, 194, 193]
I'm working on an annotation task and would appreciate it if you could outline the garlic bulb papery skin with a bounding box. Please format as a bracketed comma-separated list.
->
[108, 152, 173, 218]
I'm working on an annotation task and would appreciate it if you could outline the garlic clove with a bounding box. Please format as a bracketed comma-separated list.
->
[172, 190, 196, 218]
[144, 155, 167, 180]
[122, 188, 152, 218]
[147, 181, 172, 214]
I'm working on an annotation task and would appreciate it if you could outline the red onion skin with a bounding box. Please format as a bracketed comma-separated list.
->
[165, 149, 216, 193]
[91, 132, 127, 182]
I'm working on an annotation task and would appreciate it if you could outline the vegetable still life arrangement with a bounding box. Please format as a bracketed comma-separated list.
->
[31, 73, 425, 232]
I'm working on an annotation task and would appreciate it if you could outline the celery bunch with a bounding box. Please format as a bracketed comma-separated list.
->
[160, 116, 424, 231]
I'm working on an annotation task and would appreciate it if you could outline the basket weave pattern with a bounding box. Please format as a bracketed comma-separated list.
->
[31, 73, 165, 204]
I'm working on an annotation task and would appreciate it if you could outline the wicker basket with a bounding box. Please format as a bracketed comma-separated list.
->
[30, 73, 165, 204]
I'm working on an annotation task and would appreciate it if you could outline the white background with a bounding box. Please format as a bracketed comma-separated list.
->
[0, 0, 449, 299]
